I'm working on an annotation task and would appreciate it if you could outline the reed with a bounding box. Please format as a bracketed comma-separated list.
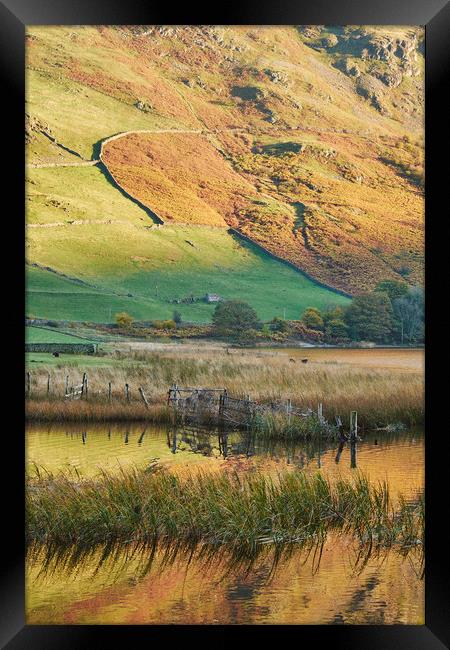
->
[26, 467, 424, 556]
[26, 400, 170, 423]
[26, 348, 424, 427]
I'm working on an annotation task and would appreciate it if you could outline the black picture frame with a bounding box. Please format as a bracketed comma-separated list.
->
[1, 0, 448, 647]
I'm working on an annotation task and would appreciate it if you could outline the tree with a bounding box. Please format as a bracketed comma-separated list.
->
[322, 305, 345, 326]
[173, 310, 182, 326]
[325, 319, 349, 341]
[375, 279, 409, 302]
[270, 316, 290, 333]
[115, 312, 134, 329]
[345, 292, 394, 342]
[212, 300, 260, 335]
[393, 286, 424, 343]
[301, 307, 324, 331]
[238, 328, 260, 345]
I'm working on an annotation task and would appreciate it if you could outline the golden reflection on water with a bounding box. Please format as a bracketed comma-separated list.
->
[26, 424, 424, 500]
[26, 533, 423, 625]
[26, 424, 424, 625]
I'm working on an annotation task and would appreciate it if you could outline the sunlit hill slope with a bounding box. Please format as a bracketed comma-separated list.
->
[26, 25, 423, 322]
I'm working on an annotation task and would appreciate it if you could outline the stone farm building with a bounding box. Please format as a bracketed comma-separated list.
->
[205, 293, 222, 303]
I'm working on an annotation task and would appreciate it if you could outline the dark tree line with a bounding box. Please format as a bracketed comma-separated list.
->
[301, 280, 424, 344]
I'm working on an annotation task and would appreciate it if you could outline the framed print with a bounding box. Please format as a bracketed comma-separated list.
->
[1, 0, 449, 647]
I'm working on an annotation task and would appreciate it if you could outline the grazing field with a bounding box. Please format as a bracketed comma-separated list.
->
[25, 326, 97, 344]
[26, 220, 349, 323]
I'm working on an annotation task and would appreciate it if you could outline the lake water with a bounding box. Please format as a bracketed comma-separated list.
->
[26, 423, 424, 624]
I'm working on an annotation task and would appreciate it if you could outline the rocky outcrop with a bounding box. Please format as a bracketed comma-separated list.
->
[25, 113, 53, 144]
[135, 100, 154, 113]
[299, 26, 422, 115]
[355, 75, 387, 113]
[264, 69, 290, 86]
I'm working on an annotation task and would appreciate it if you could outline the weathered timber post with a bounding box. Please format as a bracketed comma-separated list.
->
[26, 371, 31, 396]
[173, 383, 179, 425]
[287, 399, 292, 425]
[47, 372, 51, 395]
[65, 375, 69, 396]
[81, 373, 87, 398]
[318, 402, 324, 424]
[125, 383, 130, 402]
[108, 382, 112, 402]
[350, 410, 358, 441]
[218, 393, 223, 421]
[139, 387, 149, 409]
[335, 415, 345, 441]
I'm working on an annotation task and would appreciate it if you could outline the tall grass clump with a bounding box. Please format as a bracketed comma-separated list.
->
[26, 467, 424, 557]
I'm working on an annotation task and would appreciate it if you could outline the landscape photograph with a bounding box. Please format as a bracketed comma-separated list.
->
[25, 25, 424, 625]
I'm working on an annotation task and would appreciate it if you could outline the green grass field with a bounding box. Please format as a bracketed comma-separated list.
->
[25, 326, 97, 344]
[26, 224, 349, 323]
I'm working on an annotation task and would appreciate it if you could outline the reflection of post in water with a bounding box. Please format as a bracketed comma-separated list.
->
[138, 429, 147, 445]
[82, 431, 87, 445]
[335, 441, 345, 464]
[124, 430, 129, 445]
[245, 432, 255, 458]
[218, 428, 229, 458]
[107, 428, 111, 440]
[350, 441, 357, 469]
[167, 428, 178, 454]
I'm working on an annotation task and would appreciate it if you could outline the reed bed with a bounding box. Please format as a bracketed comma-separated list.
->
[27, 467, 424, 557]
[26, 400, 170, 423]
[26, 348, 424, 427]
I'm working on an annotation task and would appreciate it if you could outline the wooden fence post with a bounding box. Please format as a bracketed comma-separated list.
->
[287, 399, 292, 425]
[318, 402, 324, 423]
[81, 373, 87, 398]
[125, 383, 130, 402]
[65, 375, 69, 396]
[26, 371, 31, 396]
[139, 387, 149, 409]
[108, 382, 112, 402]
[47, 372, 51, 395]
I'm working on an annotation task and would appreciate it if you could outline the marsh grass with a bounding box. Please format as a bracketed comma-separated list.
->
[26, 348, 424, 427]
[26, 467, 424, 560]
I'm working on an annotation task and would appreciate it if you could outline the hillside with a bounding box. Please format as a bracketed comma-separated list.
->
[25, 25, 424, 321]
